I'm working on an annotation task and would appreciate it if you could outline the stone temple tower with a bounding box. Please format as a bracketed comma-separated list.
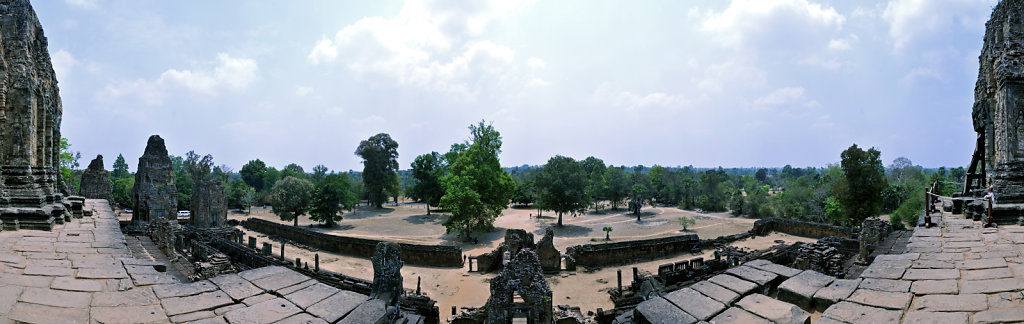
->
[0, 0, 66, 230]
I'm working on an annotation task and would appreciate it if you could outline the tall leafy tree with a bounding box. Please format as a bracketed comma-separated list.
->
[240, 159, 268, 191]
[59, 137, 82, 193]
[440, 121, 514, 238]
[112, 177, 135, 208]
[355, 133, 400, 208]
[535, 155, 589, 226]
[270, 176, 314, 226]
[311, 164, 329, 185]
[310, 173, 358, 227]
[834, 144, 886, 226]
[604, 166, 629, 210]
[282, 163, 305, 179]
[111, 153, 130, 180]
[410, 152, 445, 214]
[581, 156, 607, 211]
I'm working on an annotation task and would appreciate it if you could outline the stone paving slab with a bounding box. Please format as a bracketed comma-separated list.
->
[777, 270, 834, 311]
[338, 299, 388, 324]
[909, 279, 958, 295]
[902, 268, 960, 280]
[631, 296, 696, 324]
[820, 301, 903, 323]
[90, 304, 168, 324]
[707, 274, 758, 296]
[284, 282, 340, 310]
[974, 308, 1024, 324]
[743, 259, 802, 278]
[960, 277, 1024, 294]
[92, 287, 161, 306]
[51, 276, 104, 292]
[725, 265, 778, 287]
[962, 267, 1014, 280]
[161, 290, 234, 316]
[8, 301, 90, 324]
[708, 307, 771, 324]
[278, 313, 329, 324]
[734, 293, 808, 324]
[812, 278, 860, 312]
[846, 288, 912, 310]
[956, 258, 1007, 270]
[306, 290, 369, 323]
[909, 294, 988, 312]
[18, 287, 91, 308]
[209, 273, 263, 301]
[153, 280, 219, 298]
[663, 287, 725, 321]
[0, 285, 23, 314]
[902, 311, 969, 324]
[689, 280, 740, 304]
[224, 297, 302, 324]
[859, 278, 911, 292]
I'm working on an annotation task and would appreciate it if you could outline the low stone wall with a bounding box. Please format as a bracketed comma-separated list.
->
[566, 234, 700, 267]
[750, 218, 857, 239]
[241, 218, 463, 267]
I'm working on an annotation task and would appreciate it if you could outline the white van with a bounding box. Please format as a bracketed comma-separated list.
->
[177, 210, 191, 219]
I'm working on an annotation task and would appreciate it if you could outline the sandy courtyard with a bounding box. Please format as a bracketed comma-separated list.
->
[231, 204, 815, 316]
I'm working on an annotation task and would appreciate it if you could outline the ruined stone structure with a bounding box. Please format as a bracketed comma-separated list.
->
[535, 228, 561, 273]
[370, 242, 404, 309]
[857, 218, 890, 264]
[968, 0, 1024, 199]
[131, 135, 177, 225]
[0, 0, 65, 230]
[190, 179, 226, 227]
[455, 248, 553, 323]
[79, 155, 112, 203]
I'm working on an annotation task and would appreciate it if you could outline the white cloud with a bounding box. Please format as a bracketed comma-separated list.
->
[295, 86, 314, 97]
[752, 86, 820, 111]
[828, 38, 851, 51]
[51, 49, 77, 83]
[66, 0, 97, 9]
[594, 84, 691, 112]
[159, 53, 258, 94]
[882, 0, 995, 51]
[901, 67, 946, 84]
[702, 0, 845, 53]
[98, 53, 258, 105]
[527, 57, 546, 69]
[695, 61, 766, 93]
[798, 56, 841, 70]
[307, 0, 538, 100]
[525, 78, 551, 88]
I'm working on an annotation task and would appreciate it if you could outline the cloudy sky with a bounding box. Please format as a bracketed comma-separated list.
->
[38, 0, 995, 172]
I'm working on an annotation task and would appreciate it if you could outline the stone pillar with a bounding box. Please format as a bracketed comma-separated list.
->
[280, 242, 285, 260]
[417, 276, 421, 295]
[248, 236, 256, 249]
[262, 242, 272, 256]
[632, 267, 639, 281]
[314, 254, 319, 272]
[295, 258, 301, 268]
[617, 269, 622, 293]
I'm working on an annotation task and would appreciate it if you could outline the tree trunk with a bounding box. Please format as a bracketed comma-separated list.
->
[558, 212, 563, 227]
[426, 204, 431, 215]
[293, 215, 298, 227]
[605, 231, 609, 240]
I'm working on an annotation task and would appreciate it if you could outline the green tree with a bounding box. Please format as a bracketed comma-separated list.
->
[112, 177, 135, 208]
[169, 155, 192, 211]
[834, 144, 886, 226]
[581, 156, 607, 212]
[604, 166, 628, 210]
[111, 153, 130, 180]
[240, 159, 268, 191]
[603, 226, 612, 240]
[678, 216, 695, 231]
[59, 137, 82, 193]
[410, 152, 445, 215]
[184, 151, 214, 181]
[535, 155, 589, 226]
[309, 173, 358, 227]
[439, 121, 514, 238]
[262, 167, 281, 198]
[355, 133, 400, 208]
[754, 168, 768, 183]
[730, 190, 744, 216]
[270, 176, 314, 227]
[311, 164, 328, 185]
[282, 163, 305, 179]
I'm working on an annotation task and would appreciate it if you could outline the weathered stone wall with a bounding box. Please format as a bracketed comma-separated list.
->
[976, 0, 1024, 200]
[131, 135, 177, 224]
[750, 218, 857, 239]
[190, 179, 226, 228]
[241, 218, 463, 267]
[79, 155, 112, 202]
[0, 0, 66, 230]
[565, 234, 699, 267]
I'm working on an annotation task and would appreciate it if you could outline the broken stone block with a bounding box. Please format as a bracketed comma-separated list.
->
[633, 296, 696, 324]
[777, 270, 834, 311]
[812, 278, 861, 312]
[662, 287, 725, 321]
[735, 293, 809, 324]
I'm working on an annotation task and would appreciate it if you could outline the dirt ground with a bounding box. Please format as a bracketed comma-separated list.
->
[231, 204, 816, 316]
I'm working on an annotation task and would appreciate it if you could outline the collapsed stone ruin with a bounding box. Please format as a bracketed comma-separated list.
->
[79, 154, 112, 203]
[0, 0, 67, 231]
[131, 135, 177, 226]
[472, 228, 564, 273]
[964, 0, 1024, 224]
[453, 248, 554, 323]
[190, 179, 227, 228]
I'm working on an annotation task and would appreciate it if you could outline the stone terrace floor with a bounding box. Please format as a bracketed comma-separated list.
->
[817, 207, 1024, 323]
[0, 199, 398, 324]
